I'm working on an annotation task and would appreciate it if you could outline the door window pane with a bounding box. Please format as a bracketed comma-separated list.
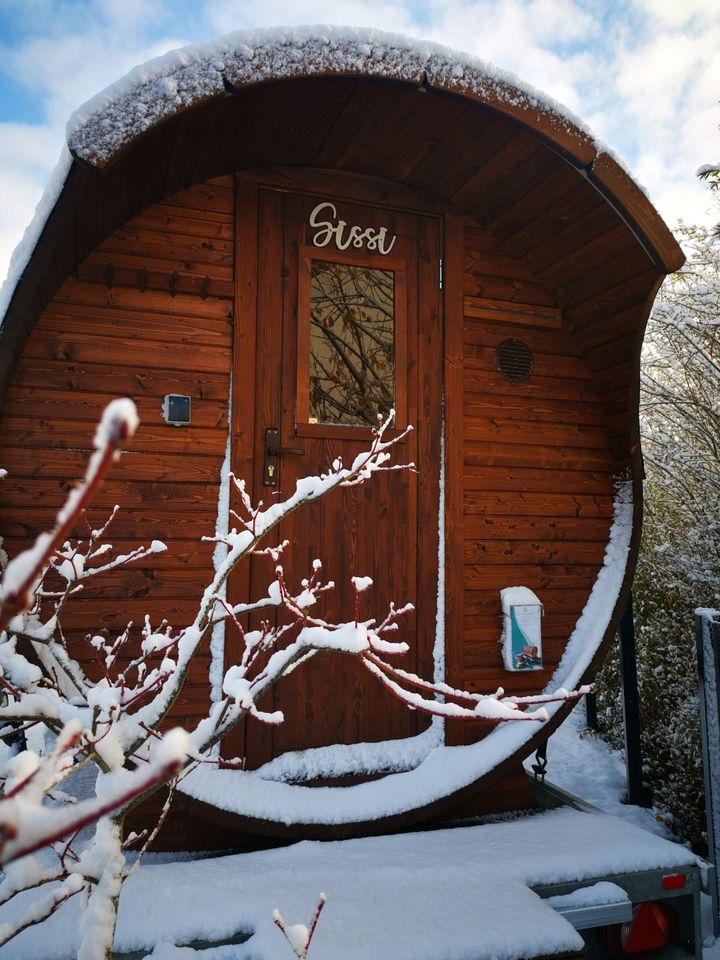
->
[309, 260, 395, 426]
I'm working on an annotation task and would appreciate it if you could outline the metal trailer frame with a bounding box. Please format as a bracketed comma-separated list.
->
[534, 866, 703, 959]
[532, 779, 705, 960]
[696, 608, 720, 937]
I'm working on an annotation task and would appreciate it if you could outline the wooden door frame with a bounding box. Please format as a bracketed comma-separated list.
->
[226, 169, 461, 760]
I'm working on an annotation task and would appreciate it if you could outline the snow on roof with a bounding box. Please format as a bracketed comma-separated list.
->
[178, 481, 633, 827]
[0, 25, 658, 337]
[66, 25, 593, 167]
[4, 808, 701, 960]
[0, 145, 72, 330]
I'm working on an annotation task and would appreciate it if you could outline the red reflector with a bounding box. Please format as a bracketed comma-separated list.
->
[622, 902, 671, 953]
[662, 874, 686, 890]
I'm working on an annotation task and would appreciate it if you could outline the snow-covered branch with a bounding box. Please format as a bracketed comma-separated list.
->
[273, 893, 326, 960]
[640, 223, 720, 582]
[0, 726, 188, 865]
[0, 401, 587, 957]
[0, 399, 139, 637]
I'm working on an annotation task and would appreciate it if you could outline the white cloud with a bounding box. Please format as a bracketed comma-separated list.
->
[0, 123, 64, 283]
[633, 0, 719, 30]
[4, 32, 190, 129]
[580, 4, 720, 227]
[205, 0, 418, 34]
[97, 0, 168, 30]
[0, 0, 193, 282]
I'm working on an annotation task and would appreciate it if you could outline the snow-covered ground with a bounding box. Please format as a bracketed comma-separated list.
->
[1, 703, 718, 960]
[535, 699, 675, 837]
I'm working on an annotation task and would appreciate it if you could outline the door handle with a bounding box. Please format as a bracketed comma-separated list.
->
[263, 428, 305, 487]
[267, 445, 305, 456]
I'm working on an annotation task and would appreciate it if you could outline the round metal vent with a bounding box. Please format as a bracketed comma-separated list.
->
[495, 338, 534, 383]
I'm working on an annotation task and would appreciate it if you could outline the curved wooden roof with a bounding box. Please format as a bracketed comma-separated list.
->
[0, 27, 681, 380]
[59, 26, 680, 276]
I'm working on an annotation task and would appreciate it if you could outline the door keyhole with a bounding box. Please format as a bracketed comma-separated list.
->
[263, 427, 280, 487]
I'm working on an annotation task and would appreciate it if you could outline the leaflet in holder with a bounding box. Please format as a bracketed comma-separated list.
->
[500, 586, 544, 672]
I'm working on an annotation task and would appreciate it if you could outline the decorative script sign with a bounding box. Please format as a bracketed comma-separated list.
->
[309, 201, 397, 255]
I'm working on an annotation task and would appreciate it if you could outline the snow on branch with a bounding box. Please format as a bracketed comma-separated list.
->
[0, 872, 85, 949]
[0, 726, 187, 865]
[0, 399, 139, 637]
[273, 893, 326, 960]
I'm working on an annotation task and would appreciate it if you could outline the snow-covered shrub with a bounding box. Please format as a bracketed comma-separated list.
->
[596, 222, 720, 850]
[596, 491, 708, 848]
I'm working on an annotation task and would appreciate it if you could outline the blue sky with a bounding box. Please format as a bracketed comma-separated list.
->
[0, 0, 718, 281]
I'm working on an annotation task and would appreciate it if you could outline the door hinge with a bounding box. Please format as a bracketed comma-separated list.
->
[438, 258, 444, 290]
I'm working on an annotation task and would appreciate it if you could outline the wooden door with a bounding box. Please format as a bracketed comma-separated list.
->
[232, 183, 442, 770]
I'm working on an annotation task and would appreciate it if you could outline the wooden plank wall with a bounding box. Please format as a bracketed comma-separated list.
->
[0, 176, 234, 728]
[459, 222, 616, 705]
[489, 164, 660, 472]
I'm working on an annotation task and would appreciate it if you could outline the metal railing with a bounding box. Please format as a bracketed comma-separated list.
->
[696, 607, 720, 937]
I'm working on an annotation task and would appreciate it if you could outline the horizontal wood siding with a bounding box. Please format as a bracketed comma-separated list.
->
[0, 176, 234, 728]
[460, 222, 615, 707]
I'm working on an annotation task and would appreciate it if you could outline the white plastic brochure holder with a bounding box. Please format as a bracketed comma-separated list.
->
[500, 586, 543, 672]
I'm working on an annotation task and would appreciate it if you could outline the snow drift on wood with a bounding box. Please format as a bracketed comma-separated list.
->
[65, 26, 594, 166]
[0, 146, 72, 326]
[178, 480, 633, 826]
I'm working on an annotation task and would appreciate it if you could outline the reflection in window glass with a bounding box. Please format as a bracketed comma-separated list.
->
[309, 260, 395, 426]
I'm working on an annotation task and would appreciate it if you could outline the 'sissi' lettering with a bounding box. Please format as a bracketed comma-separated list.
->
[309, 202, 397, 255]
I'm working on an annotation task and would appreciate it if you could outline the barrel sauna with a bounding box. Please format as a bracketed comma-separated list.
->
[0, 28, 683, 842]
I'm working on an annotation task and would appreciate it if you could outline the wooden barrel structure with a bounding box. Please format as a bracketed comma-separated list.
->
[0, 28, 683, 842]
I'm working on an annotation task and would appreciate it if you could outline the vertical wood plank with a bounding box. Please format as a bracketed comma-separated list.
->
[442, 214, 467, 745]
[243, 187, 286, 768]
[224, 177, 258, 762]
[415, 213, 442, 689]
